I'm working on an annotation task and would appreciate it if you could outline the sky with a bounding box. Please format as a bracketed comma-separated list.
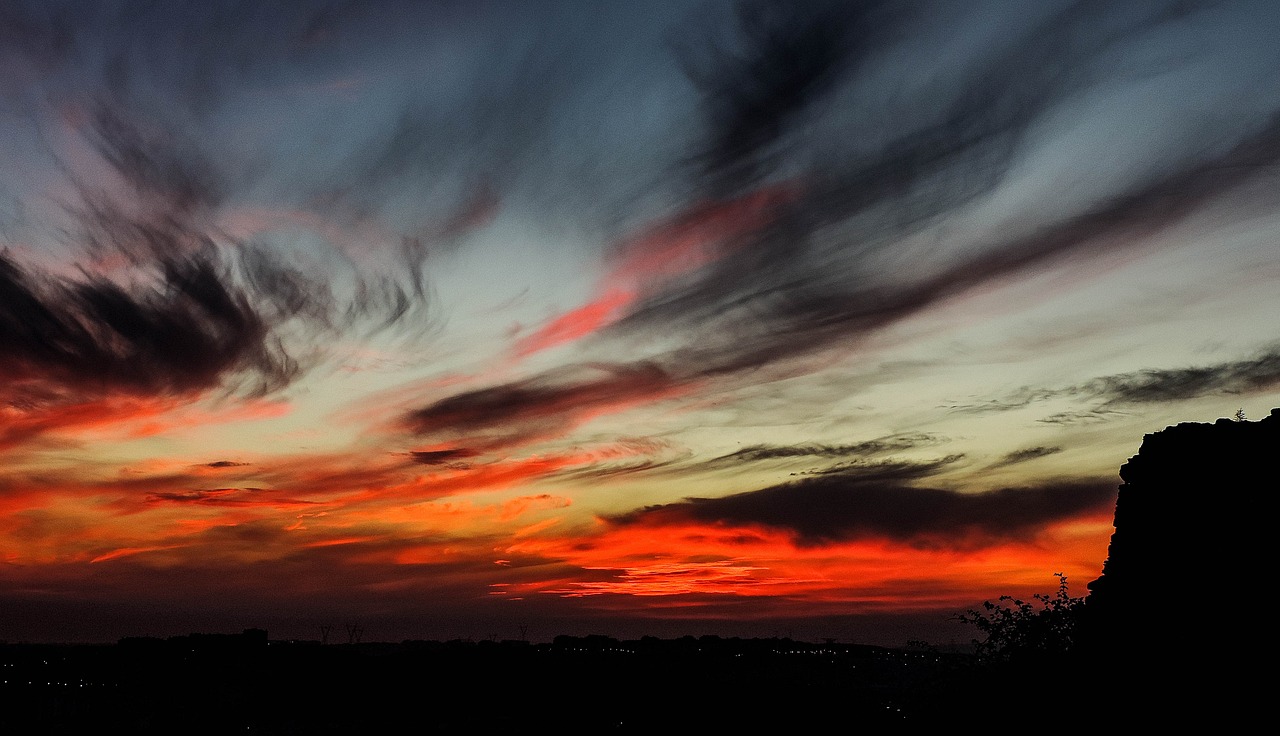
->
[2, 0, 1279, 647]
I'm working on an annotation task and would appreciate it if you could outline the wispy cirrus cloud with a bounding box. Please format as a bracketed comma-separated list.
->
[542, 437, 691, 482]
[707, 433, 944, 466]
[949, 345, 1280, 421]
[988, 446, 1063, 469]
[510, 184, 798, 359]
[145, 487, 317, 509]
[408, 448, 480, 466]
[1079, 348, 1280, 404]
[0, 96, 441, 453]
[402, 362, 689, 449]
[797, 455, 966, 479]
[0, 251, 297, 398]
[401, 1, 1280, 459]
[602, 1, 1268, 365]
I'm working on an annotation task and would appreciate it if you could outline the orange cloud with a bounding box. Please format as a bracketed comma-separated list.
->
[609, 183, 800, 285]
[489, 510, 1111, 616]
[89, 544, 187, 564]
[511, 182, 799, 359]
[0, 391, 289, 454]
[512, 288, 635, 358]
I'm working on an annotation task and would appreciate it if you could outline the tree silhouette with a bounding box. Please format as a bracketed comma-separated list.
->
[955, 572, 1083, 663]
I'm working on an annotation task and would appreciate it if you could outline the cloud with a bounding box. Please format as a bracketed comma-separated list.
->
[0, 4, 445, 418]
[0, 94, 441, 433]
[84, 103, 224, 243]
[611, 474, 1116, 549]
[68, 102, 437, 338]
[509, 182, 800, 361]
[588, 0, 1280, 391]
[0, 394, 174, 453]
[0, 92, 442, 453]
[952, 345, 1280, 420]
[402, 362, 686, 446]
[512, 289, 635, 359]
[145, 488, 316, 508]
[620, 107, 1280, 389]
[943, 388, 1062, 415]
[1081, 348, 1280, 404]
[988, 446, 1063, 468]
[409, 448, 480, 466]
[800, 455, 965, 479]
[708, 433, 944, 465]
[553, 457, 689, 481]
[678, 0, 906, 194]
[4, 0, 1278, 643]
[1037, 409, 1129, 425]
[0, 250, 298, 400]
[390, 2, 1280, 445]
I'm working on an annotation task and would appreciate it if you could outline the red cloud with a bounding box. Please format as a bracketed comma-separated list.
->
[511, 183, 799, 359]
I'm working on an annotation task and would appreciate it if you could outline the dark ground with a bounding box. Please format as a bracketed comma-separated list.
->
[0, 634, 989, 733]
[1, 630, 1257, 733]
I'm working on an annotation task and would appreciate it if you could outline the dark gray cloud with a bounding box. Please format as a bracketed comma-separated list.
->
[800, 455, 965, 479]
[0, 101, 439, 416]
[403, 362, 680, 443]
[147, 488, 250, 504]
[989, 446, 1063, 468]
[69, 102, 437, 337]
[553, 457, 691, 482]
[952, 346, 1280, 420]
[709, 433, 944, 465]
[203, 461, 249, 469]
[1081, 349, 1280, 404]
[409, 448, 480, 466]
[85, 103, 225, 228]
[943, 388, 1061, 415]
[610, 475, 1116, 548]
[0, 250, 297, 399]
[0, 2, 75, 80]
[145, 488, 315, 507]
[7, 0, 693, 246]
[678, 0, 906, 195]
[1037, 409, 1128, 425]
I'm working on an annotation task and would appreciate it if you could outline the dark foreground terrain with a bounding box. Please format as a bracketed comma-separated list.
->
[2, 626, 1254, 734]
[0, 632, 1026, 733]
[5, 624, 1259, 732]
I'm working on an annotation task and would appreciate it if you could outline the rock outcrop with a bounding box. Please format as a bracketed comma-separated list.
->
[1077, 408, 1278, 718]
[1084, 409, 1278, 643]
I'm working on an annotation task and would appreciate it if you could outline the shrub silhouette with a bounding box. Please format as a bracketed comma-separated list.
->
[955, 572, 1083, 663]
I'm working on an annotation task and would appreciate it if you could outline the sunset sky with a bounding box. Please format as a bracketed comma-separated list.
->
[3, 0, 1279, 646]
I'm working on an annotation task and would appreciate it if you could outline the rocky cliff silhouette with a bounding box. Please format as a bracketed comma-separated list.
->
[1083, 409, 1279, 644]
[927, 409, 1277, 727]
[1076, 408, 1278, 722]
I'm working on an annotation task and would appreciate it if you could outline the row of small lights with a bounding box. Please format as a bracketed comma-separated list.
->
[2, 679, 115, 687]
